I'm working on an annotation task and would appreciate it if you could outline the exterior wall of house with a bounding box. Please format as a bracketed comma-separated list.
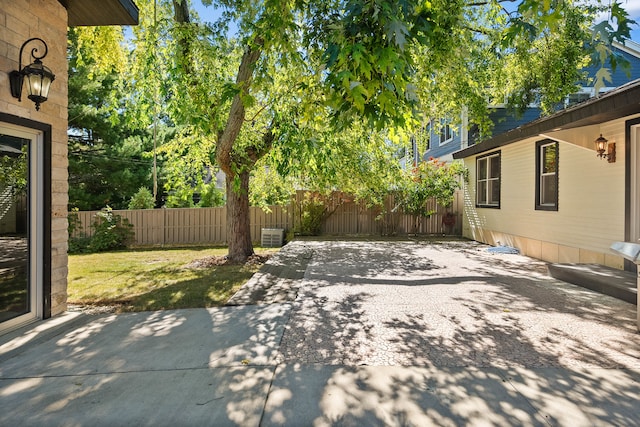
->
[443, 44, 640, 155]
[473, 108, 543, 145]
[460, 115, 638, 269]
[425, 126, 464, 161]
[1, 0, 69, 315]
[580, 42, 640, 88]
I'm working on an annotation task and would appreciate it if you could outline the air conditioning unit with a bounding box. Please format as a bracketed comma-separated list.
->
[261, 228, 284, 247]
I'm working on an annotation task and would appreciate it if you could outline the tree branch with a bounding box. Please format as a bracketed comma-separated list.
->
[246, 122, 276, 164]
[245, 103, 269, 123]
[465, 0, 517, 6]
[216, 38, 264, 176]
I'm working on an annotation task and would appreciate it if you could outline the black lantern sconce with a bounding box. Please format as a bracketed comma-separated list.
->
[9, 38, 55, 111]
[595, 134, 616, 163]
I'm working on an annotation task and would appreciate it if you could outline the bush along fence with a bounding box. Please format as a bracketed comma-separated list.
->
[68, 190, 463, 247]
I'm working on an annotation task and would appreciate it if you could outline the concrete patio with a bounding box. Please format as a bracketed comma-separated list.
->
[1, 239, 639, 426]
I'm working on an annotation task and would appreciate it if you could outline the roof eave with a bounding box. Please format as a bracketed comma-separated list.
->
[453, 79, 640, 159]
[59, 0, 139, 26]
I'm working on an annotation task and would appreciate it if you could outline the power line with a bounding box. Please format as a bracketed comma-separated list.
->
[68, 151, 152, 165]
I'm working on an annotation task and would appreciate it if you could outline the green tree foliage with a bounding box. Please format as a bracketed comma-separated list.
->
[0, 146, 28, 198]
[80, 0, 633, 261]
[155, 128, 216, 208]
[413, 0, 636, 138]
[128, 187, 156, 209]
[68, 27, 156, 210]
[197, 182, 226, 207]
[249, 163, 295, 210]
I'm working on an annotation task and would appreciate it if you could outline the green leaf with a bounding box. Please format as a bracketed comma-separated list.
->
[594, 67, 612, 95]
[386, 20, 410, 49]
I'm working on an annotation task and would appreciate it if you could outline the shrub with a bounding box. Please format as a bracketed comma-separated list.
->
[165, 188, 195, 208]
[87, 207, 135, 252]
[128, 187, 155, 209]
[294, 193, 327, 236]
[393, 159, 468, 234]
[197, 183, 225, 207]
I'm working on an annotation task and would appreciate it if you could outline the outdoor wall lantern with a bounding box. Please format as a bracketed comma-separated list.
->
[9, 38, 55, 111]
[595, 134, 616, 163]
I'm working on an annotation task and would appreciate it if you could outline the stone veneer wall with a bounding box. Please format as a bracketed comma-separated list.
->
[0, 0, 69, 316]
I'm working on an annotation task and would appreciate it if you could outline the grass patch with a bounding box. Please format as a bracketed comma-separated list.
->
[68, 246, 278, 312]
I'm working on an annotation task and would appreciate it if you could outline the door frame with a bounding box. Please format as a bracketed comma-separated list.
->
[0, 113, 52, 331]
[625, 117, 640, 272]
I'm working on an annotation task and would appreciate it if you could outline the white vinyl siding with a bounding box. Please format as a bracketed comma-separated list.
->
[462, 117, 632, 260]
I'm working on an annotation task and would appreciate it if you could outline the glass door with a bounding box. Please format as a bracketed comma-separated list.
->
[633, 126, 640, 243]
[0, 124, 43, 332]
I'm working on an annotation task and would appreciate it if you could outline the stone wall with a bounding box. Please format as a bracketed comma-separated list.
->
[1, 0, 69, 316]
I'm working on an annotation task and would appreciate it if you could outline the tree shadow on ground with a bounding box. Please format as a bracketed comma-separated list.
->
[0, 303, 290, 425]
[267, 239, 640, 426]
[279, 292, 376, 365]
[70, 262, 258, 311]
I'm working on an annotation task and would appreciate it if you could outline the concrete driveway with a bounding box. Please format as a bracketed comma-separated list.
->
[1, 239, 639, 426]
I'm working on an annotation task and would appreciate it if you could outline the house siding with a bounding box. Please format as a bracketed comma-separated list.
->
[581, 44, 640, 88]
[483, 108, 543, 143]
[425, 127, 464, 161]
[1, 0, 69, 316]
[461, 116, 633, 269]
[440, 44, 640, 160]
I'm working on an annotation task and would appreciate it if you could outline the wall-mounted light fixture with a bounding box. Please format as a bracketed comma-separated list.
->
[9, 38, 55, 111]
[595, 134, 616, 163]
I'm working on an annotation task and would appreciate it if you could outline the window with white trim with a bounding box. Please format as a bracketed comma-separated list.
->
[476, 151, 500, 208]
[439, 121, 452, 145]
[536, 139, 558, 210]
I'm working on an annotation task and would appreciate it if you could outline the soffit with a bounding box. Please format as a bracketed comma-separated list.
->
[59, 0, 139, 26]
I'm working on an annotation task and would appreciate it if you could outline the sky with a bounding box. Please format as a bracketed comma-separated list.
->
[190, 0, 640, 43]
[622, 0, 640, 41]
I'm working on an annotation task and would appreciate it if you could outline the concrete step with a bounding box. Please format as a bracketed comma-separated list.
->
[548, 263, 637, 305]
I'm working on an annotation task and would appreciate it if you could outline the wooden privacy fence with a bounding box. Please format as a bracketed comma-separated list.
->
[70, 191, 462, 246]
[295, 191, 463, 237]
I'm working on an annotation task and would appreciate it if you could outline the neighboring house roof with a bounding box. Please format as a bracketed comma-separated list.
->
[453, 78, 640, 159]
[58, 0, 139, 26]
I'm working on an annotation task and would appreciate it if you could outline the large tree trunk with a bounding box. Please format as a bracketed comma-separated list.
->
[226, 171, 254, 263]
[170, 4, 269, 263]
[216, 41, 264, 263]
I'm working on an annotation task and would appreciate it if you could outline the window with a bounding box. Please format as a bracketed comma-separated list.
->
[476, 151, 500, 208]
[536, 140, 558, 210]
[439, 121, 452, 145]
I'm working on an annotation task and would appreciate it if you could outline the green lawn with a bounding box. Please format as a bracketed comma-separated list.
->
[68, 246, 277, 312]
